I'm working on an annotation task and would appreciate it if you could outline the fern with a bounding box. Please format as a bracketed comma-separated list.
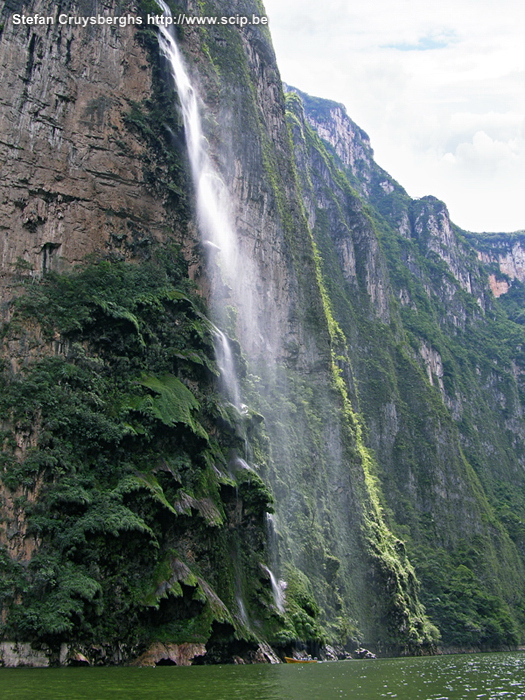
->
[134, 373, 208, 439]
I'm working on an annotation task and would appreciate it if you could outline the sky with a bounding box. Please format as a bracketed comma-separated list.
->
[263, 0, 525, 233]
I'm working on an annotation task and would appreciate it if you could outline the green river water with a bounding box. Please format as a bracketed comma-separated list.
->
[1, 652, 525, 699]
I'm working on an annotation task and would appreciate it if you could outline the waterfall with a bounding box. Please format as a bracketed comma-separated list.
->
[213, 327, 241, 409]
[156, 0, 276, 624]
[153, 0, 354, 640]
[151, 1, 428, 648]
[265, 513, 286, 612]
[156, 0, 243, 406]
[262, 565, 286, 614]
[156, 1, 234, 261]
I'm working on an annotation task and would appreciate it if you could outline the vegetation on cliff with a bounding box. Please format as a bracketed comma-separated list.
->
[0, 250, 278, 658]
[286, 89, 525, 649]
[2, 0, 525, 663]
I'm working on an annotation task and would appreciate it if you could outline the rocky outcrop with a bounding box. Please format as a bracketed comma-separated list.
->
[287, 85, 414, 239]
[487, 274, 510, 298]
[419, 341, 445, 396]
[286, 91, 391, 323]
[132, 642, 206, 667]
[252, 643, 281, 664]
[286, 86, 376, 197]
[410, 197, 474, 295]
[468, 233, 525, 297]
[0, 642, 49, 667]
[489, 241, 525, 283]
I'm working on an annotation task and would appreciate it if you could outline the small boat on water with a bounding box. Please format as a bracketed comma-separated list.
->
[284, 657, 317, 664]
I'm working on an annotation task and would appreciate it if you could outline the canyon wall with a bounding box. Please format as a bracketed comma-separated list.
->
[1, 0, 525, 665]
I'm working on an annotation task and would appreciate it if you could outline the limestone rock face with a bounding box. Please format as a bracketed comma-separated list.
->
[472, 234, 525, 296]
[487, 274, 510, 298]
[253, 643, 281, 664]
[285, 86, 376, 198]
[419, 341, 445, 396]
[173, 3, 436, 651]
[492, 242, 525, 283]
[410, 197, 474, 294]
[292, 91, 492, 312]
[2, 0, 525, 661]
[0, 0, 169, 305]
[286, 91, 391, 323]
[288, 87, 525, 649]
[176, 15, 331, 370]
[0, 641, 49, 667]
[132, 642, 206, 667]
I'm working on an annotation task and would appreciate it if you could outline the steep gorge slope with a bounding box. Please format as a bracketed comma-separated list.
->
[0, 0, 435, 662]
[288, 88, 525, 647]
[0, 0, 524, 666]
[0, 0, 280, 665]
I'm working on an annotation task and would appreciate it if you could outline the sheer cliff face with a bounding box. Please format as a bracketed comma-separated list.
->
[183, 3, 437, 650]
[0, 0, 160, 559]
[290, 90, 525, 645]
[0, 0, 175, 304]
[0, 0, 438, 655]
[154, 10, 525, 649]
[471, 234, 525, 296]
[177, 6, 330, 369]
[489, 241, 525, 284]
[287, 94, 483, 537]
[2, 0, 525, 660]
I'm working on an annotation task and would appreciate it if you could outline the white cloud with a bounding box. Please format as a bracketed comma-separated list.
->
[264, 0, 525, 231]
[452, 131, 521, 169]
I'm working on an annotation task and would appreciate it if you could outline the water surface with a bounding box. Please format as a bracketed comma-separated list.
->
[2, 652, 525, 700]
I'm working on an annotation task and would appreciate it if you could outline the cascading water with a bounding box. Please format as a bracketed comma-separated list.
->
[262, 565, 285, 614]
[156, 0, 274, 625]
[156, 0, 259, 407]
[213, 327, 241, 409]
[156, 1, 265, 357]
[153, 0, 374, 645]
[156, 1, 245, 328]
[150, 1, 429, 649]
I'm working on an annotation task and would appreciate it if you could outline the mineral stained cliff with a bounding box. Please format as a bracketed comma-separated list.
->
[1, 0, 525, 666]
